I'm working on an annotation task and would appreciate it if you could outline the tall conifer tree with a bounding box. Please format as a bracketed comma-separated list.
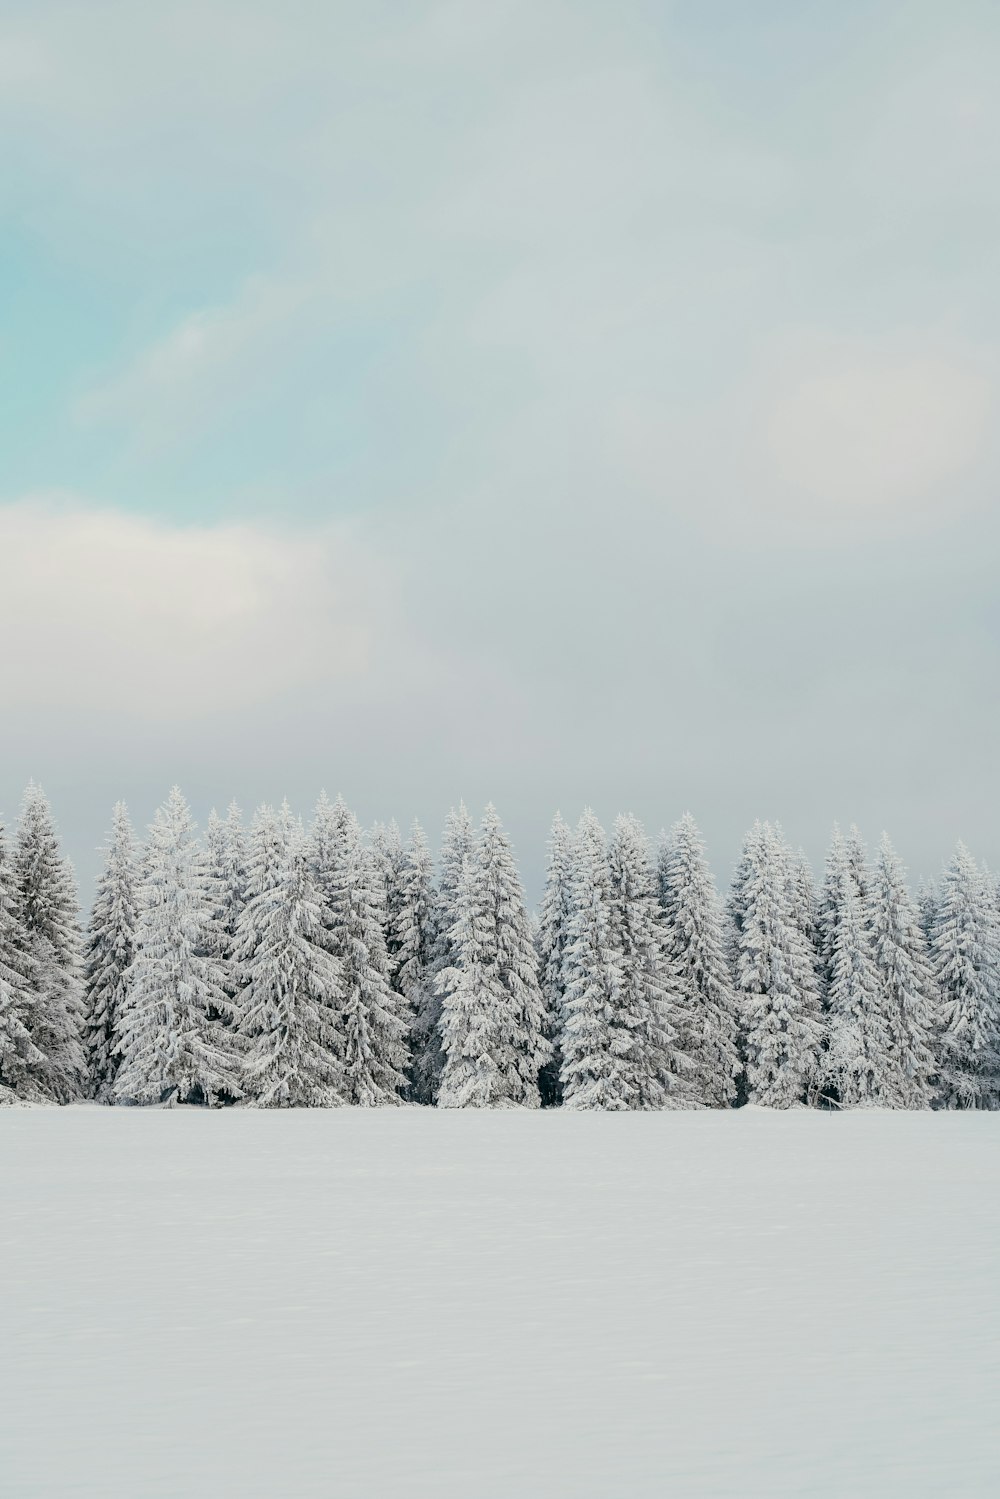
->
[608, 814, 692, 1107]
[823, 880, 890, 1106]
[114, 788, 240, 1106]
[931, 843, 1000, 1109]
[733, 821, 823, 1107]
[237, 804, 345, 1106]
[15, 783, 86, 1102]
[438, 806, 549, 1108]
[866, 835, 939, 1107]
[395, 821, 438, 1104]
[658, 813, 740, 1107]
[418, 803, 475, 1103]
[536, 812, 575, 1107]
[0, 819, 42, 1103]
[84, 803, 139, 1101]
[309, 795, 408, 1105]
[560, 809, 635, 1109]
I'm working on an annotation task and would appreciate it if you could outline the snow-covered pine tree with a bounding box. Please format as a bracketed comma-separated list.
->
[931, 843, 1000, 1109]
[915, 878, 938, 943]
[733, 821, 823, 1107]
[237, 804, 345, 1106]
[370, 820, 405, 978]
[823, 878, 892, 1107]
[788, 849, 820, 955]
[658, 813, 740, 1107]
[83, 802, 139, 1101]
[607, 814, 693, 1108]
[113, 788, 241, 1107]
[559, 809, 634, 1109]
[0, 818, 43, 1104]
[536, 812, 575, 1107]
[415, 802, 475, 1104]
[309, 795, 408, 1105]
[865, 835, 939, 1108]
[845, 825, 869, 896]
[437, 805, 549, 1108]
[817, 825, 868, 989]
[394, 820, 438, 1104]
[14, 783, 87, 1102]
[201, 802, 249, 1057]
[204, 803, 248, 972]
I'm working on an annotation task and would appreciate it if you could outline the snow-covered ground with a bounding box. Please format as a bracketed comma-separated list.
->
[2, 1108, 998, 1497]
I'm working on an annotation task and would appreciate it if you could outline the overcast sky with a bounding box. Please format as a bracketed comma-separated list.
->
[2, 0, 999, 901]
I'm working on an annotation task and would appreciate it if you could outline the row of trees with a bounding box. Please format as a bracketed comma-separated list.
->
[1, 784, 998, 1110]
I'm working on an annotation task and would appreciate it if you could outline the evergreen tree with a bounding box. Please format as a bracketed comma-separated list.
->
[417, 802, 475, 1104]
[370, 820, 406, 980]
[0, 820, 43, 1104]
[607, 814, 692, 1107]
[866, 835, 939, 1108]
[915, 878, 938, 943]
[559, 809, 634, 1109]
[818, 825, 868, 989]
[237, 805, 345, 1107]
[788, 849, 820, 954]
[83, 803, 139, 1101]
[658, 813, 740, 1107]
[438, 805, 549, 1108]
[536, 812, 575, 1107]
[203, 802, 248, 982]
[931, 843, 1000, 1109]
[395, 821, 438, 1104]
[823, 879, 891, 1106]
[114, 788, 241, 1107]
[14, 783, 87, 1102]
[309, 795, 408, 1105]
[733, 821, 823, 1107]
[200, 801, 250, 1075]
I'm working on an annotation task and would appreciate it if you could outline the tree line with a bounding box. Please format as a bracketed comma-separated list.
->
[0, 782, 997, 1110]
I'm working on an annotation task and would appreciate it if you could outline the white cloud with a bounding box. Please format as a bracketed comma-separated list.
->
[0, 498, 395, 718]
[75, 278, 314, 449]
[761, 346, 992, 521]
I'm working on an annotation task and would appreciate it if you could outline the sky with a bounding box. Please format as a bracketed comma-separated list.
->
[2, 0, 999, 902]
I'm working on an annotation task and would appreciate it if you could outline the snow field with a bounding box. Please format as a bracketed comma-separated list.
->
[2, 1107, 999, 1497]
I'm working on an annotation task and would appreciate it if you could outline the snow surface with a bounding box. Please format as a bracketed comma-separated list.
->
[2, 1108, 998, 1497]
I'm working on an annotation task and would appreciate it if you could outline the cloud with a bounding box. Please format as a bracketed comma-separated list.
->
[75, 277, 315, 451]
[760, 344, 993, 528]
[0, 497, 396, 718]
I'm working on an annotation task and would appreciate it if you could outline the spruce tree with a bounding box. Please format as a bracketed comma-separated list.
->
[370, 820, 406, 981]
[203, 802, 248, 981]
[733, 821, 823, 1107]
[0, 820, 42, 1104]
[818, 825, 867, 988]
[559, 809, 634, 1109]
[915, 879, 938, 943]
[823, 879, 891, 1106]
[536, 812, 575, 1107]
[658, 813, 740, 1107]
[931, 843, 1000, 1109]
[788, 849, 820, 954]
[417, 802, 475, 1104]
[608, 814, 692, 1107]
[309, 795, 408, 1105]
[114, 788, 241, 1107]
[14, 783, 87, 1102]
[83, 802, 139, 1101]
[395, 821, 438, 1104]
[438, 805, 549, 1108]
[237, 805, 345, 1107]
[866, 835, 939, 1108]
[200, 801, 250, 1071]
